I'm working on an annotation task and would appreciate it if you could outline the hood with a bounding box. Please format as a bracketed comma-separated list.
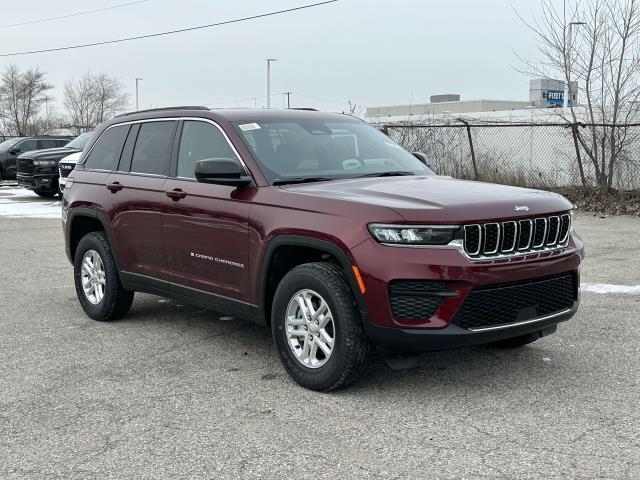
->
[59, 151, 82, 164]
[281, 175, 573, 223]
[18, 147, 79, 161]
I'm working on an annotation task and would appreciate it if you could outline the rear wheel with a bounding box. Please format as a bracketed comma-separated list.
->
[271, 262, 371, 391]
[74, 232, 134, 321]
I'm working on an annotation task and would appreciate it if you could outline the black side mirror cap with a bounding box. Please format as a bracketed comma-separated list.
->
[412, 151, 434, 171]
[9, 148, 20, 155]
[412, 152, 429, 166]
[195, 158, 253, 188]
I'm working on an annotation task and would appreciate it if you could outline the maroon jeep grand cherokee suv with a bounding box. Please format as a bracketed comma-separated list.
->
[62, 107, 584, 390]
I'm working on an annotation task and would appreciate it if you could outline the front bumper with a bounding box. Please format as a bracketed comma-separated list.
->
[351, 232, 584, 351]
[363, 302, 576, 352]
[17, 174, 56, 191]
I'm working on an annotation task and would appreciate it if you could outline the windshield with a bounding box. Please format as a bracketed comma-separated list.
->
[232, 120, 432, 184]
[0, 137, 21, 152]
[65, 132, 93, 150]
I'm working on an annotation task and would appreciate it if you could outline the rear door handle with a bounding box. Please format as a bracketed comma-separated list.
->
[106, 182, 123, 192]
[165, 188, 187, 200]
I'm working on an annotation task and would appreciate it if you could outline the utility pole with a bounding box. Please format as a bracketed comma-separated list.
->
[266, 59, 277, 108]
[284, 91, 292, 109]
[135, 77, 143, 111]
[564, 21, 586, 108]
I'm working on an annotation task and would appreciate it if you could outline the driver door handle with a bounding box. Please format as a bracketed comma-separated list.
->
[166, 188, 187, 200]
[106, 182, 123, 192]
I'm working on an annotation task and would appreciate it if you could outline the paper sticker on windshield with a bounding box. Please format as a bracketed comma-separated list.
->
[239, 123, 261, 131]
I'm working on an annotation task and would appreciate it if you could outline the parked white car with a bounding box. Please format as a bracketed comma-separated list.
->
[58, 151, 82, 191]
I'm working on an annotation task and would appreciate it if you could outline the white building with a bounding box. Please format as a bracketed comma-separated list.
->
[365, 78, 577, 122]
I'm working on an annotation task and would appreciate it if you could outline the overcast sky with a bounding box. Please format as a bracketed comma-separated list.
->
[0, 0, 554, 114]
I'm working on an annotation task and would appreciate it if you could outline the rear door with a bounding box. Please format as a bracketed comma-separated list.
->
[161, 119, 253, 302]
[106, 120, 178, 280]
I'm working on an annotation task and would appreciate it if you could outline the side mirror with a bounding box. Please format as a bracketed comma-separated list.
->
[195, 158, 253, 188]
[412, 152, 430, 166]
[9, 147, 20, 155]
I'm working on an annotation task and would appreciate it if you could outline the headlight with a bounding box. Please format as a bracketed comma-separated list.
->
[368, 223, 460, 245]
[33, 160, 57, 166]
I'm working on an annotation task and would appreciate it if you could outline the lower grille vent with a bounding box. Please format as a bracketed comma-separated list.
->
[453, 273, 577, 330]
[389, 281, 449, 321]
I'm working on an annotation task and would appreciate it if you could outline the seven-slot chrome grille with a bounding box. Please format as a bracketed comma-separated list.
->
[59, 163, 75, 178]
[463, 213, 571, 259]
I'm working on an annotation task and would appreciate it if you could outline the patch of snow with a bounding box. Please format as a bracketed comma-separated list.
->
[0, 186, 61, 219]
[581, 283, 640, 295]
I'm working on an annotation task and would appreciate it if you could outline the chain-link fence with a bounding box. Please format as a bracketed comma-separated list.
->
[379, 122, 640, 191]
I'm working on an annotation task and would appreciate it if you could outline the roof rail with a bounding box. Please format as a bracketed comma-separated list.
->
[116, 106, 209, 118]
[287, 107, 319, 111]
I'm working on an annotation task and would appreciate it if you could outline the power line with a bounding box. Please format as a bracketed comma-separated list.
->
[0, 0, 151, 29]
[0, 0, 339, 57]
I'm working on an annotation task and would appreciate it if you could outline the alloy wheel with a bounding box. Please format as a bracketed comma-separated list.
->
[80, 249, 106, 305]
[285, 289, 336, 368]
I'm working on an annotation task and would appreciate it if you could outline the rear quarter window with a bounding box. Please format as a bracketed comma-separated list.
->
[84, 125, 130, 171]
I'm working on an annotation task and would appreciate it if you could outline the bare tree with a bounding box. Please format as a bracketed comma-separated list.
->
[0, 64, 53, 136]
[64, 72, 129, 134]
[517, 0, 640, 192]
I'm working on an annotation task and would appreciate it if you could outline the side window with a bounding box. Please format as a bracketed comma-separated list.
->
[16, 139, 38, 153]
[177, 120, 238, 179]
[37, 139, 57, 150]
[130, 121, 176, 175]
[84, 125, 129, 171]
[56, 139, 69, 148]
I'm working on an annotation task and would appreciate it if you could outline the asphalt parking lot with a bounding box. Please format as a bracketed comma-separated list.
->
[0, 188, 639, 479]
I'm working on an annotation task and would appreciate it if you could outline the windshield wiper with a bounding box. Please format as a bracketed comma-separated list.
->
[355, 171, 415, 178]
[273, 176, 334, 186]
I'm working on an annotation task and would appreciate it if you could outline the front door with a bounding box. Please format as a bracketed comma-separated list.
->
[6, 138, 38, 177]
[161, 119, 253, 302]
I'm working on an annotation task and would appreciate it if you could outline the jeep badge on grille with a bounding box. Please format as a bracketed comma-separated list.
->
[514, 205, 530, 212]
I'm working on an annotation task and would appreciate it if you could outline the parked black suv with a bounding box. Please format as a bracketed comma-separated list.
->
[0, 136, 71, 181]
[17, 132, 92, 197]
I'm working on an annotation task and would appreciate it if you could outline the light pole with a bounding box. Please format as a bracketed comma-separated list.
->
[564, 21, 586, 108]
[266, 59, 277, 108]
[135, 77, 143, 111]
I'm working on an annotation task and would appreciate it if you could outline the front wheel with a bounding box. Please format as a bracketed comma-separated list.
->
[74, 232, 134, 321]
[271, 262, 371, 391]
[34, 188, 56, 198]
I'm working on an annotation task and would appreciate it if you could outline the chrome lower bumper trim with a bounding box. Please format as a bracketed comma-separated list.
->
[468, 308, 572, 332]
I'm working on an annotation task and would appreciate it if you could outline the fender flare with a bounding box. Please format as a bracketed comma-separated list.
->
[257, 235, 368, 321]
[66, 207, 121, 269]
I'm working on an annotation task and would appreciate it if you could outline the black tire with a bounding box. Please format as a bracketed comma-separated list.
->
[271, 262, 371, 391]
[489, 326, 557, 348]
[34, 188, 56, 198]
[74, 231, 134, 321]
